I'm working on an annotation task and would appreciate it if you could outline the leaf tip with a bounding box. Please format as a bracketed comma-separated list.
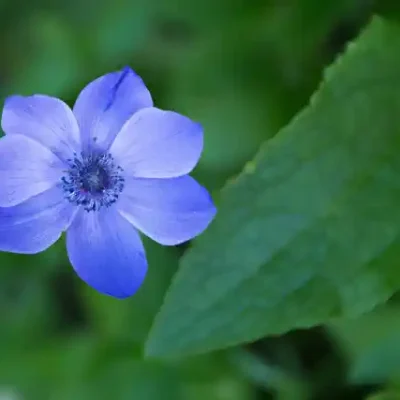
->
[144, 328, 175, 359]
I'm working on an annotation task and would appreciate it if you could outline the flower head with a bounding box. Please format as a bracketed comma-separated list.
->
[0, 67, 216, 298]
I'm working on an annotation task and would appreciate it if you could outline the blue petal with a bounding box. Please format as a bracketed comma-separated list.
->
[0, 186, 75, 254]
[111, 107, 203, 178]
[66, 208, 147, 298]
[73, 67, 153, 152]
[117, 176, 216, 245]
[1, 95, 81, 162]
[0, 135, 65, 207]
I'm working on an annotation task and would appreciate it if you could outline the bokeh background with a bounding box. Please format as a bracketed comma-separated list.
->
[1, 0, 400, 399]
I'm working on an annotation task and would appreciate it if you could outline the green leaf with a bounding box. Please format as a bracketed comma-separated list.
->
[146, 17, 400, 357]
[330, 305, 400, 384]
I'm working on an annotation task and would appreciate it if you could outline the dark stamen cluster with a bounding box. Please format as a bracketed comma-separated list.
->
[61, 152, 125, 212]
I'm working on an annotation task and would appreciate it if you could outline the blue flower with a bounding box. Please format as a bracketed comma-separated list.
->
[0, 67, 216, 298]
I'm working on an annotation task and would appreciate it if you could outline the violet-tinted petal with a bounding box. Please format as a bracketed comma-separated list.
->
[117, 176, 216, 245]
[0, 135, 65, 207]
[2, 95, 80, 162]
[110, 107, 203, 178]
[73, 67, 153, 152]
[0, 186, 75, 254]
[66, 208, 147, 298]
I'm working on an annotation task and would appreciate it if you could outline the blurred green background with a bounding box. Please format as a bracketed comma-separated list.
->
[2, 0, 400, 399]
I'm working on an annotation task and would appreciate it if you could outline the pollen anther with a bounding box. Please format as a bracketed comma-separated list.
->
[61, 152, 125, 212]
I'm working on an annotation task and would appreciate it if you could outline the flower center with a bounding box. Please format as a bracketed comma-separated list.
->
[61, 152, 125, 212]
[81, 164, 110, 193]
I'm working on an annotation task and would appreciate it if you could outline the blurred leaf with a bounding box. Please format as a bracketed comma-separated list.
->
[0, 336, 183, 400]
[155, 0, 258, 35]
[229, 349, 308, 400]
[330, 306, 400, 384]
[168, 0, 369, 189]
[0, 252, 57, 347]
[184, 377, 251, 400]
[53, 358, 182, 400]
[0, 335, 97, 399]
[376, 1, 400, 22]
[8, 13, 83, 96]
[368, 392, 400, 400]
[172, 353, 233, 384]
[166, 12, 287, 189]
[146, 17, 400, 356]
[90, 0, 155, 62]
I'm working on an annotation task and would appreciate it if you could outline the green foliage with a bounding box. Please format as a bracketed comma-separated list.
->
[330, 305, 400, 384]
[146, 17, 400, 357]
